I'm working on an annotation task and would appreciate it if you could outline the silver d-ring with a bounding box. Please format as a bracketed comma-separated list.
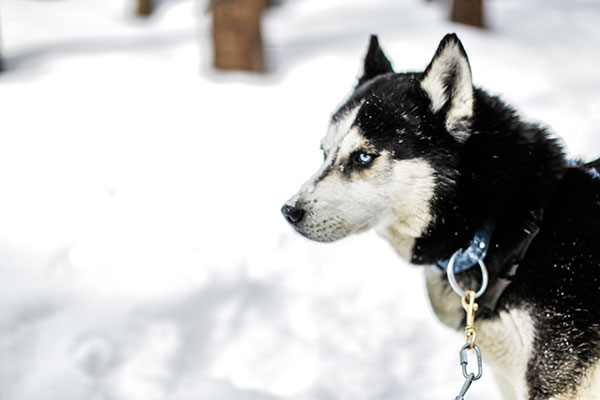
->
[446, 251, 489, 298]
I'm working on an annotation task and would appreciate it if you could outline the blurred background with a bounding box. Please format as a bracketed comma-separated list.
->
[1, 0, 600, 399]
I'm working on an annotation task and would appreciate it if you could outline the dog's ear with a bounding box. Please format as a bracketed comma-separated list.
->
[357, 35, 394, 87]
[420, 34, 473, 142]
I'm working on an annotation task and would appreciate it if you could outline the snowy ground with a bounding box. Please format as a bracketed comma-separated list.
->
[1, 0, 600, 399]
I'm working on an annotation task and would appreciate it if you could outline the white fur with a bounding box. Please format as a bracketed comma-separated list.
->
[294, 152, 435, 242]
[478, 308, 534, 400]
[293, 105, 364, 197]
[287, 105, 436, 244]
[578, 360, 600, 399]
[421, 63, 451, 114]
[376, 226, 415, 260]
[420, 40, 473, 142]
[375, 159, 436, 259]
[320, 103, 364, 155]
[548, 360, 600, 400]
[424, 267, 464, 329]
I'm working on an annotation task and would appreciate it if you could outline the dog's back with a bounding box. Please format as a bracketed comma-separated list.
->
[505, 164, 600, 398]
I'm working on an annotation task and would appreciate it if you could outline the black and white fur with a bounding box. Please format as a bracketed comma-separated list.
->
[281, 34, 600, 400]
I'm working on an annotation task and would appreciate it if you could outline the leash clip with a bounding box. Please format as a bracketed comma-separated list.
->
[461, 290, 479, 348]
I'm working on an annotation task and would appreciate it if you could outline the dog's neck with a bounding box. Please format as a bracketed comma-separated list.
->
[387, 90, 567, 278]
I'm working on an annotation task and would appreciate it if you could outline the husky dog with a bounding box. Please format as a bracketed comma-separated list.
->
[281, 34, 600, 400]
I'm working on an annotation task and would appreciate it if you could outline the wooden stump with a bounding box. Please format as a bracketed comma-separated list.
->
[0, 10, 3, 72]
[136, 0, 153, 17]
[451, 0, 485, 28]
[211, 0, 268, 73]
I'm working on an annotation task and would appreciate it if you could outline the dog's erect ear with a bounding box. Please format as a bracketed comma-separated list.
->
[421, 34, 473, 142]
[357, 35, 394, 87]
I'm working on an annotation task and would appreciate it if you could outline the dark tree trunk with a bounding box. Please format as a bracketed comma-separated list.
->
[211, 0, 268, 73]
[0, 8, 3, 72]
[451, 0, 484, 28]
[136, 0, 153, 17]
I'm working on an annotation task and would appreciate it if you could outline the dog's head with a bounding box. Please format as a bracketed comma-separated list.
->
[282, 34, 474, 257]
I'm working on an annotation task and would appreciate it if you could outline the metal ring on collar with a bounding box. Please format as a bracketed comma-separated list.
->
[446, 251, 489, 299]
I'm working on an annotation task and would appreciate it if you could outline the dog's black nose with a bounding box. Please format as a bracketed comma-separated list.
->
[281, 204, 305, 224]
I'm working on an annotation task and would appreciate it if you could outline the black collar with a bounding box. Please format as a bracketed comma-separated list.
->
[433, 209, 544, 316]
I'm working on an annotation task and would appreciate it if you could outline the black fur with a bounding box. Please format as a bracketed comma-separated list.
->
[356, 35, 395, 87]
[344, 35, 600, 399]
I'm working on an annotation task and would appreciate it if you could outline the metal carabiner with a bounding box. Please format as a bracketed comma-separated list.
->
[459, 344, 483, 381]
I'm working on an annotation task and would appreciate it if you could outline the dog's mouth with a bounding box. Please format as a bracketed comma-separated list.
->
[281, 202, 345, 242]
[281, 201, 372, 243]
[293, 226, 339, 243]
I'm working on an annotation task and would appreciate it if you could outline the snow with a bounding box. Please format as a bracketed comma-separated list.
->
[1, 0, 600, 399]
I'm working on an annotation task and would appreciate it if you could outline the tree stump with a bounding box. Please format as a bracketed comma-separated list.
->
[136, 0, 153, 17]
[211, 0, 268, 73]
[451, 0, 485, 28]
[0, 10, 3, 72]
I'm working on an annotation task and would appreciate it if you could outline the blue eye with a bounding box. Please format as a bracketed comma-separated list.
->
[358, 153, 373, 164]
[354, 153, 376, 166]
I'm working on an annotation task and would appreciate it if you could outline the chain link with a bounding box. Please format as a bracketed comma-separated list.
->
[453, 344, 483, 399]
[454, 372, 475, 400]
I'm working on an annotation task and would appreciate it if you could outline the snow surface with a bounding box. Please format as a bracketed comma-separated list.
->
[1, 0, 600, 399]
